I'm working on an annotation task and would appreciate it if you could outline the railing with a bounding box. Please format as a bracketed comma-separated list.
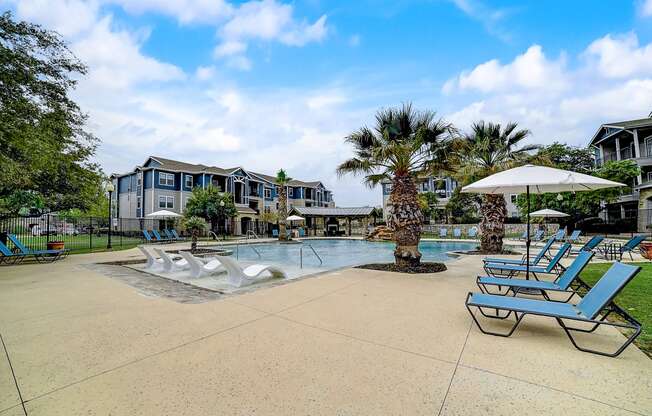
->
[246, 230, 259, 240]
[299, 243, 323, 268]
[235, 241, 261, 259]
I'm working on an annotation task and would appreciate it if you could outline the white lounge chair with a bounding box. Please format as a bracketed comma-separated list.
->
[179, 251, 225, 278]
[138, 246, 165, 271]
[215, 255, 286, 287]
[153, 248, 190, 272]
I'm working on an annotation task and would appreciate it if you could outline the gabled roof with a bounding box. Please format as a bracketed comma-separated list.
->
[589, 117, 652, 146]
[290, 206, 377, 217]
[144, 156, 232, 176]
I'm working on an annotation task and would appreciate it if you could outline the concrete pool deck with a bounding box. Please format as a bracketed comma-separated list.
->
[0, 247, 650, 415]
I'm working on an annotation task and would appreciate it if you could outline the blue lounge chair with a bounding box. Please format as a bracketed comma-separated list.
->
[170, 229, 185, 241]
[567, 230, 581, 244]
[467, 227, 478, 238]
[532, 229, 544, 241]
[554, 229, 566, 241]
[298, 228, 305, 237]
[0, 240, 28, 265]
[483, 237, 555, 267]
[7, 234, 68, 263]
[466, 261, 642, 357]
[439, 228, 448, 238]
[569, 235, 604, 256]
[272, 229, 279, 238]
[517, 230, 527, 240]
[597, 235, 646, 261]
[484, 243, 571, 279]
[453, 228, 462, 238]
[142, 229, 155, 243]
[477, 251, 594, 302]
[151, 229, 169, 242]
[164, 229, 177, 241]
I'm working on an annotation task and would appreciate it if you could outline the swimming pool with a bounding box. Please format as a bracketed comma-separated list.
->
[218, 239, 476, 278]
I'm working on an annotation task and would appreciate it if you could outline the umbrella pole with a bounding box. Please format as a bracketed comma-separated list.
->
[526, 185, 531, 280]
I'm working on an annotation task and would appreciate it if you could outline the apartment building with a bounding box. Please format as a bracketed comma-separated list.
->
[589, 116, 652, 231]
[111, 156, 335, 234]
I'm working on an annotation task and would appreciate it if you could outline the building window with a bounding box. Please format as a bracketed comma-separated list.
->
[264, 188, 272, 198]
[159, 172, 174, 187]
[510, 194, 518, 204]
[647, 171, 652, 183]
[645, 136, 652, 157]
[288, 188, 294, 197]
[158, 196, 174, 209]
[137, 197, 141, 209]
[185, 175, 193, 188]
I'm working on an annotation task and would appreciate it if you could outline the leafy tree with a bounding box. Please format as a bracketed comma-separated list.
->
[418, 192, 438, 221]
[276, 169, 291, 241]
[445, 186, 481, 224]
[337, 103, 454, 266]
[536, 142, 595, 174]
[0, 12, 103, 215]
[182, 216, 205, 252]
[452, 121, 538, 253]
[184, 186, 237, 234]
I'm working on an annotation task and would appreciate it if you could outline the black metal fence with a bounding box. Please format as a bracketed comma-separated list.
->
[0, 215, 191, 253]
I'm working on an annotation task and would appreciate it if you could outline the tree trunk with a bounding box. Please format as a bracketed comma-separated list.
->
[278, 186, 288, 241]
[191, 229, 198, 252]
[388, 175, 423, 267]
[479, 194, 506, 253]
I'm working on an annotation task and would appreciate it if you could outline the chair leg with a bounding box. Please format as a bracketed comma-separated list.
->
[466, 303, 525, 337]
[555, 317, 641, 357]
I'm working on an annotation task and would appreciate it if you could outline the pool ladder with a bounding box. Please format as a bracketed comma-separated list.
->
[300, 243, 323, 268]
[235, 241, 261, 259]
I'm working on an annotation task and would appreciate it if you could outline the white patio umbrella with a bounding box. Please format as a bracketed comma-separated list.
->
[462, 164, 625, 279]
[146, 210, 182, 218]
[286, 215, 305, 221]
[529, 209, 569, 218]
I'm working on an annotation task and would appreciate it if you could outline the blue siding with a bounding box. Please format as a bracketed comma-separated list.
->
[144, 158, 161, 168]
[153, 170, 180, 191]
[144, 170, 153, 189]
[118, 175, 133, 193]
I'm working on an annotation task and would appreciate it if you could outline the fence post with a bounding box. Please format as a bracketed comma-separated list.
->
[120, 218, 123, 248]
[46, 214, 50, 246]
[89, 216, 93, 252]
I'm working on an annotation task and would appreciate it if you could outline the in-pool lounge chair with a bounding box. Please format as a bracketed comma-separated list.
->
[569, 235, 604, 256]
[138, 246, 165, 271]
[477, 251, 594, 302]
[466, 261, 642, 357]
[483, 243, 571, 279]
[153, 248, 189, 272]
[7, 234, 68, 263]
[439, 228, 448, 238]
[215, 255, 286, 287]
[483, 237, 555, 268]
[179, 251, 224, 278]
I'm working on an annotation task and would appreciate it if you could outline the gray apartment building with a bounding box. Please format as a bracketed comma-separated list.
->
[111, 156, 335, 234]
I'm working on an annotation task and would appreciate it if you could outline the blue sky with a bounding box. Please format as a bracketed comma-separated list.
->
[4, 0, 652, 206]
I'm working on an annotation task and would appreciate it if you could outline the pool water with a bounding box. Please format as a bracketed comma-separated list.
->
[223, 239, 475, 277]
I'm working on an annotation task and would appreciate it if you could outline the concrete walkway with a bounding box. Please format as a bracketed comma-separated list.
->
[0, 248, 650, 415]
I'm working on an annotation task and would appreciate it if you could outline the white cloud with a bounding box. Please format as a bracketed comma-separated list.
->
[449, 0, 511, 41]
[444, 45, 568, 94]
[11, 0, 99, 36]
[585, 33, 652, 79]
[195, 65, 216, 81]
[213, 0, 328, 69]
[443, 32, 652, 148]
[640, 0, 652, 17]
[107, 0, 233, 24]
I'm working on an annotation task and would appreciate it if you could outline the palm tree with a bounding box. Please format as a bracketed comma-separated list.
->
[276, 169, 291, 241]
[452, 121, 536, 253]
[337, 103, 454, 267]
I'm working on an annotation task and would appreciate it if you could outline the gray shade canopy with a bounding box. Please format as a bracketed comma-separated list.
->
[461, 165, 625, 194]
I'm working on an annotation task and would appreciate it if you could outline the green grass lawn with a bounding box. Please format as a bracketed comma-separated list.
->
[580, 262, 652, 356]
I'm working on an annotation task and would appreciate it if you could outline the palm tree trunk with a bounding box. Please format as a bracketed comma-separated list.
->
[278, 187, 287, 241]
[479, 194, 506, 253]
[389, 174, 423, 267]
[191, 229, 198, 252]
